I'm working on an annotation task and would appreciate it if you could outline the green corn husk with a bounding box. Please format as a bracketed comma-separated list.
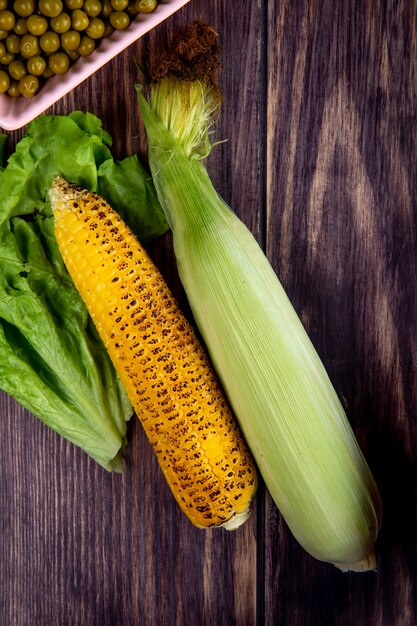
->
[135, 23, 382, 569]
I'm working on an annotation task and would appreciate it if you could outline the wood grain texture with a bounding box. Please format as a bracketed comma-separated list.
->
[1, 0, 417, 624]
[266, 1, 417, 625]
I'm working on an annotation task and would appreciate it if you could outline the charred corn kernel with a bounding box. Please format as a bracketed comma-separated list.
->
[50, 176, 257, 529]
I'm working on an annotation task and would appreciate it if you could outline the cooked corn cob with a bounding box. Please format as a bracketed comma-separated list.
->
[50, 176, 257, 529]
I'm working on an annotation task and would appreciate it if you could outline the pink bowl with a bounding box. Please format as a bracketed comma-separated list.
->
[0, 0, 190, 131]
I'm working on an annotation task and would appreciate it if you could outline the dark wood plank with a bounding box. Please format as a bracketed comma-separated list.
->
[266, 1, 417, 624]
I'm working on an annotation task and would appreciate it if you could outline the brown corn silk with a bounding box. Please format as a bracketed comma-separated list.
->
[148, 21, 221, 85]
[51, 177, 257, 529]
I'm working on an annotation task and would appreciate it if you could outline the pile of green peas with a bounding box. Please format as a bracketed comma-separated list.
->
[0, 0, 158, 98]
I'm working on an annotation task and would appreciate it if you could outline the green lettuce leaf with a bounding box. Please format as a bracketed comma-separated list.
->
[0, 112, 169, 471]
[0, 133, 6, 170]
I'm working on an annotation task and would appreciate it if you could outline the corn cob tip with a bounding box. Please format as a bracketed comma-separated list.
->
[220, 508, 252, 531]
[49, 175, 82, 208]
[333, 550, 377, 573]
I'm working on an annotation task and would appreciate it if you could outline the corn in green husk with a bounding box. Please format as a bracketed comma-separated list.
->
[135, 22, 382, 570]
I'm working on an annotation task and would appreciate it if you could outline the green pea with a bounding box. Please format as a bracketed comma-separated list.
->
[71, 9, 89, 31]
[0, 41, 5, 56]
[14, 17, 29, 35]
[100, 0, 112, 16]
[42, 65, 54, 78]
[0, 52, 15, 64]
[20, 33, 39, 57]
[49, 51, 70, 74]
[109, 10, 129, 30]
[126, 3, 138, 17]
[7, 79, 20, 97]
[6, 33, 21, 54]
[65, 0, 83, 9]
[86, 16, 104, 39]
[111, 0, 128, 10]
[18, 73, 39, 97]
[8, 58, 26, 79]
[65, 48, 79, 61]
[27, 54, 47, 75]
[0, 11, 16, 32]
[83, 0, 102, 17]
[135, 0, 156, 13]
[0, 67, 10, 92]
[101, 20, 113, 37]
[13, 0, 35, 17]
[0, 0, 7, 10]
[0, 30, 8, 40]
[27, 15, 48, 35]
[40, 30, 60, 52]
[60, 28, 80, 50]
[51, 12, 71, 33]
[76, 34, 95, 55]
[39, 0, 63, 18]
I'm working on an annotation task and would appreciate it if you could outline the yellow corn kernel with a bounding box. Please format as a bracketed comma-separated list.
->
[50, 176, 257, 529]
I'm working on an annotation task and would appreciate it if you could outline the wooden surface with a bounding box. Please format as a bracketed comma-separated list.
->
[1, 1, 417, 624]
